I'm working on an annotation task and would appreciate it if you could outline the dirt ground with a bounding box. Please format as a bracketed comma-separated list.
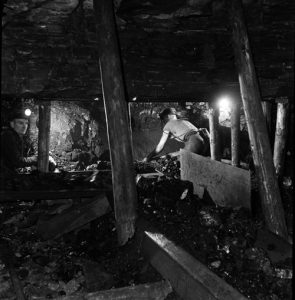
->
[0, 159, 293, 299]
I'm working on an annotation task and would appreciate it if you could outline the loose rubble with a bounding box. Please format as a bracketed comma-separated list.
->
[0, 157, 293, 299]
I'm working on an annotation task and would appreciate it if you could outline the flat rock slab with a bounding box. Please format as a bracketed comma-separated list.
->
[179, 150, 251, 209]
[37, 193, 111, 240]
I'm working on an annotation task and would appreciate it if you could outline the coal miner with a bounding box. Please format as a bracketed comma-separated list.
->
[0, 109, 38, 175]
[143, 107, 210, 162]
[0, 109, 56, 174]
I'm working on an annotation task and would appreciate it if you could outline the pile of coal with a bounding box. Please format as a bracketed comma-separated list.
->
[136, 176, 158, 200]
[134, 161, 156, 174]
[155, 155, 180, 179]
[141, 198, 292, 299]
[137, 175, 196, 221]
[153, 178, 193, 208]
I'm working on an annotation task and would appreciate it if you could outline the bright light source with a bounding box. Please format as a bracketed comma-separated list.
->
[24, 108, 32, 116]
[132, 97, 137, 101]
[218, 96, 231, 113]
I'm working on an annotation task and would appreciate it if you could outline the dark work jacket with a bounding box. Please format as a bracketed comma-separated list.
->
[0, 127, 37, 173]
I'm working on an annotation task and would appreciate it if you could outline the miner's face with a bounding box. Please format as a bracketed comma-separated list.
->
[10, 118, 29, 135]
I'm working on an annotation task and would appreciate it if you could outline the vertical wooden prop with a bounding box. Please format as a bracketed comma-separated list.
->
[38, 102, 51, 173]
[262, 101, 272, 141]
[231, 100, 240, 167]
[93, 0, 137, 245]
[273, 100, 289, 178]
[128, 102, 134, 158]
[230, 0, 288, 239]
[207, 102, 221, 161]
[128, 103, 132, 134]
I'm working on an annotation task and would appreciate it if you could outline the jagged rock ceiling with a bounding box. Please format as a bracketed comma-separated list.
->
[1, 0, 294, 101]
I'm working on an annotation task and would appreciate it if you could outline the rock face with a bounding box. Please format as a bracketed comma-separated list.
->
[1, 0, 293, 100]
[16, 100, 108, 161]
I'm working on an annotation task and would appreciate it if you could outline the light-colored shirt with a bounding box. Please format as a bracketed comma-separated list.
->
[163, 119, 199, 142]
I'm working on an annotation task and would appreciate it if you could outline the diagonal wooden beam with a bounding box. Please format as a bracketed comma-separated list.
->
[139, 226, 247, 300]
[229, 0, 288, 239]
[93, 0, 137, 245]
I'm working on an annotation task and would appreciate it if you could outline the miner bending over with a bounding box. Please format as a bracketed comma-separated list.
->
[143, 107, 210, 162]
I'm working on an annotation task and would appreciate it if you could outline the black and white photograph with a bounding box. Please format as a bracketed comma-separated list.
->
[0, 0, 293, 299]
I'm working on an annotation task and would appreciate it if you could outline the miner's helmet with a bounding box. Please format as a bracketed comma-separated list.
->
[159, 107, 177, 120]
[8, 108, 32, 121]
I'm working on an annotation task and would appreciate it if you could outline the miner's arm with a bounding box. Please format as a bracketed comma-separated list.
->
[143, 131, 169, 162]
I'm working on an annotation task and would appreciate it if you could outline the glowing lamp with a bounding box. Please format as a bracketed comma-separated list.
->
[217, 96, 231, 113]
[24, 108, 32, 116]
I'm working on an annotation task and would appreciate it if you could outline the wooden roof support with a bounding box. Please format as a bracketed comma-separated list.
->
[93, 0, 137, 245]
[231, 100, 240, 167]
[207, 101, 221, 161]
[273, 100, 289, 178]
[37, 102, 51, 173]
[140, 227, 248, 300]
[230, 0, 288, 239]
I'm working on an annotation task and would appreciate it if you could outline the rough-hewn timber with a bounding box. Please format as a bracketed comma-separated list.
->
[273, 100, 289, 177]
[37, 102, 50, 172]
[230, 0, 288, 239]
[231, 100, 240, 167]
[141, 228, 248, 300]
[207, 101, 221, 161]
[180, 150, 251, 209]
[93, 0, 137, 245]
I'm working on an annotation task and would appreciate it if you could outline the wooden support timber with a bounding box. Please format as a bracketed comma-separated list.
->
[180, 150, 251, 209]
[140, 228, 247, 300]
[87, 281, 172, 300]
[37, 102, 51, 172]
[47, 281, 172, 300]
[0, 188, 110, 203]
[128, 102, 134, 157]
[93, 0, 137, 245]
[230, 0, 288, 239]
[207, 101, 221, 161]
[273, 100, 289, 178]
[37, 193, 110, 240]
[231, 100, 240, 167]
